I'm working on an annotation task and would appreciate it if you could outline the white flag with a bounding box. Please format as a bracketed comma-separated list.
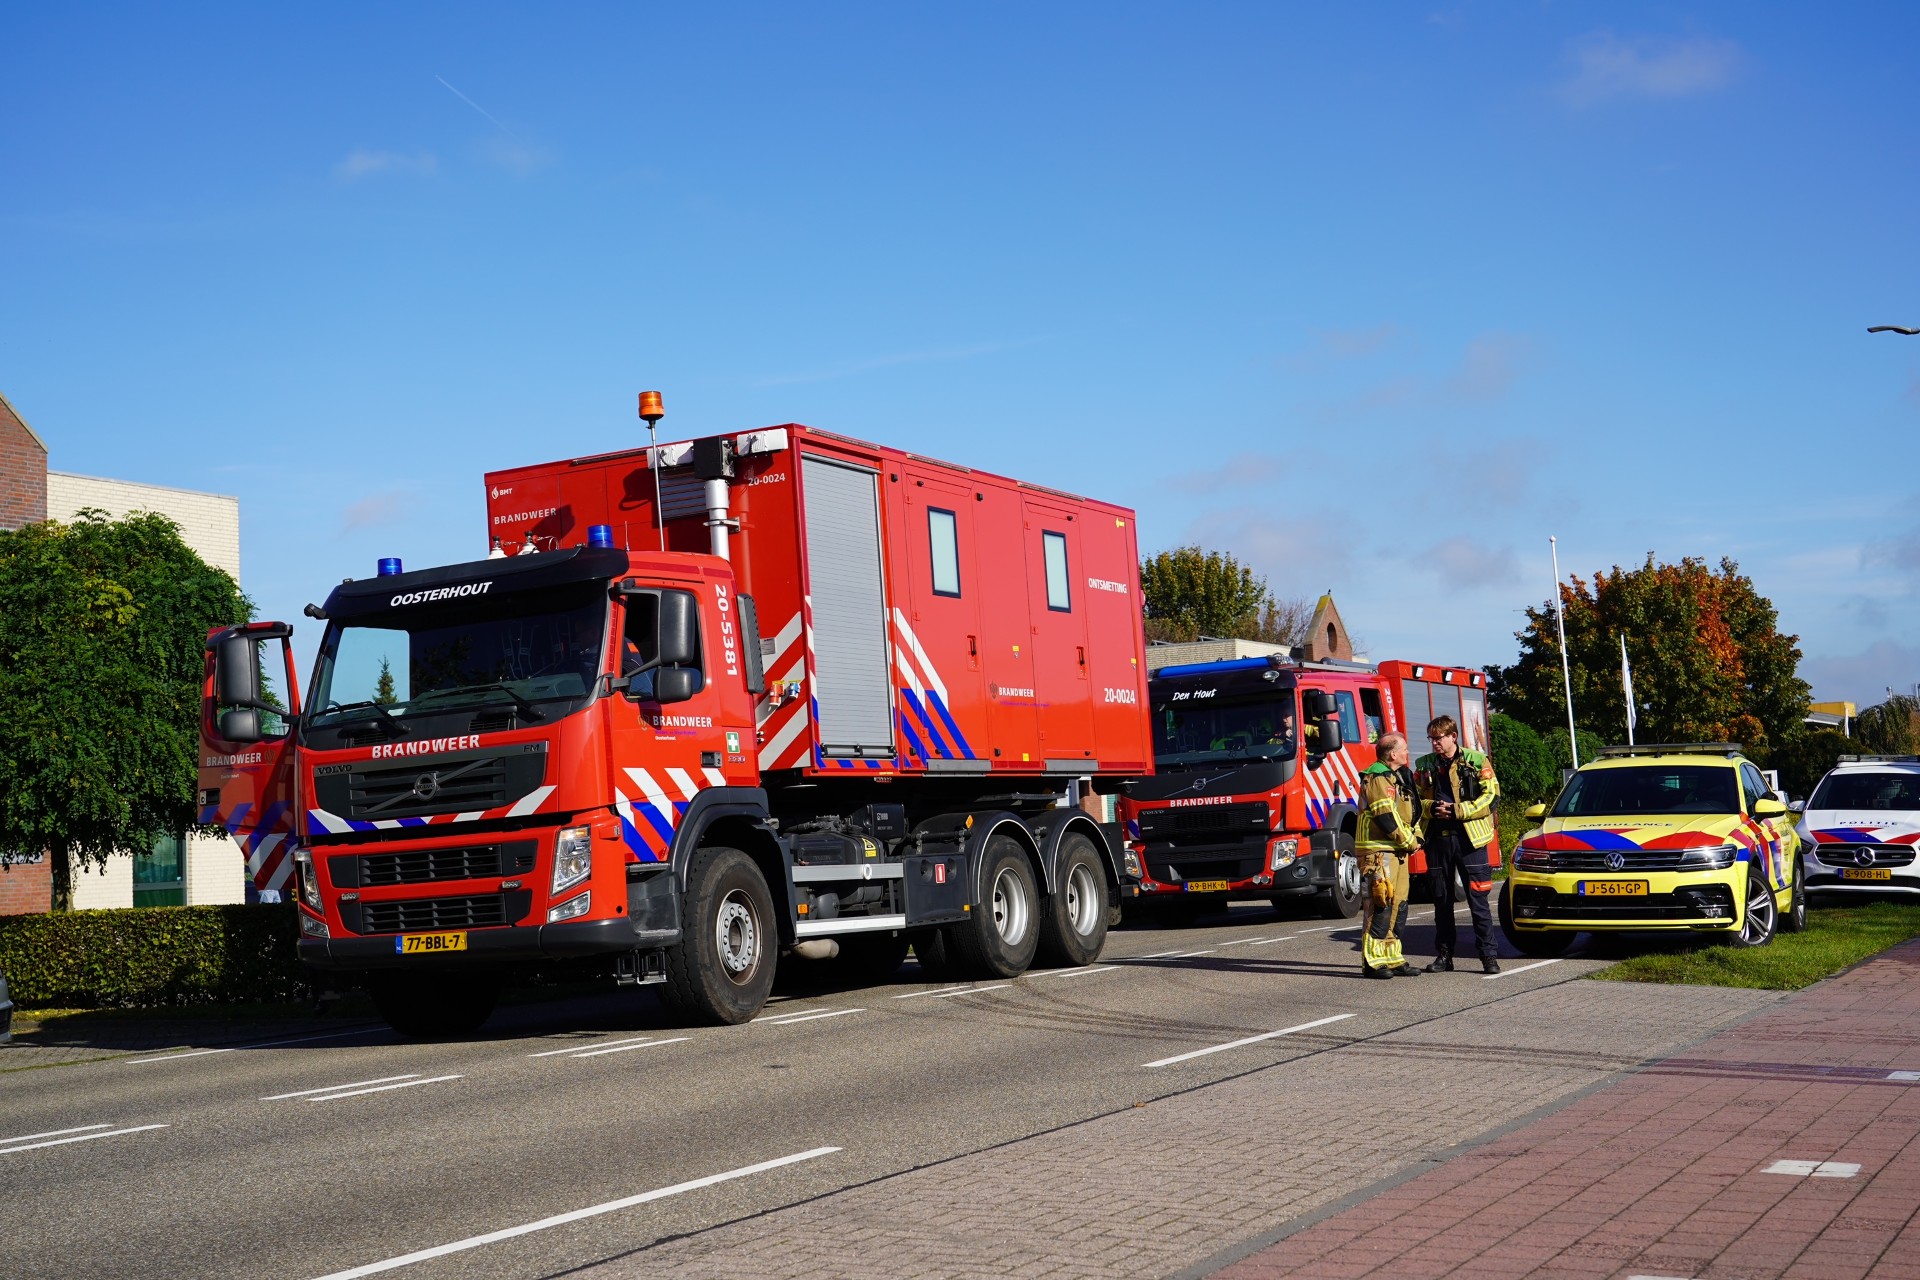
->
[1620, 634, 1637, 744]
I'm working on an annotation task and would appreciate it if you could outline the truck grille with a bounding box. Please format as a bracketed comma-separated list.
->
[1137, 802, 1269, 846]
[330, 841, 537, 888]
[1145, 853, 1266, 885]
[311, 744, 549, 822]
[349, 891, 532, 935]
[1511, 884, 1736, 922]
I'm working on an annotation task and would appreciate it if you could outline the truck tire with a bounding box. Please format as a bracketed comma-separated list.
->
[663, 845, 778, 1024]
[368, 972, 501, 1040]
[1497, 880, 1573, 957]
[948, 833, 1041, 978]
[1037, 833, 1109, 967]
[1320, 834, 1363, 919]
[830, 931, 911, 982]
[908, 927, 962, 980]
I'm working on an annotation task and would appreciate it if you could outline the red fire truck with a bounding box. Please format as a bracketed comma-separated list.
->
[1117, 654, 1493, 918]
[198, 410, 1152, 1035]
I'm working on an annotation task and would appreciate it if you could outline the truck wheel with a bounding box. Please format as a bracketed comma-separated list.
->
[1497, 880, 1573, 957]
[1037, 833, 1109, 967]
[908, 927, 962, 980]
[830, 931, 911, 982]
[1779, 856, 1808, 933]
[1320, 835, 1363, 919]
[663, 845, 778, 1024]
[949, 833, 1041, 978]
[368, 972, 501, 1040]
[1731, 863, 1778, 948]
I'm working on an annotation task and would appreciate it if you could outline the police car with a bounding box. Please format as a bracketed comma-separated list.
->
[1797, 756, 1920, 898]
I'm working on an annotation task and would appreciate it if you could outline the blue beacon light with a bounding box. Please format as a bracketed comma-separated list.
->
[587, 524, 614, 548]
[377, 557, 403, 577]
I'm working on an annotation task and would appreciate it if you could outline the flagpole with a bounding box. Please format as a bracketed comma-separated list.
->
[1620, 633, 1635, 746]
[1550, 536, 1579, 768]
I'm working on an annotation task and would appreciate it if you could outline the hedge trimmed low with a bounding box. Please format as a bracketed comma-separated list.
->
[0, 903, 307, 1009]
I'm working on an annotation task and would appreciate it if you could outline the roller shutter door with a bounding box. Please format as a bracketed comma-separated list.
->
[801, 456, 895, 755]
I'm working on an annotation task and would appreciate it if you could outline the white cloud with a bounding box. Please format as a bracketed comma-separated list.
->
[1559, 32, 1742, 107]
[1310, 330, 1535, 420]
[482, 137, 555, 177]
[1799, 639, 1920, 707]
[1168, 452, 1287, 495]
[1176, 505, 1357, 598]
[334, 149, 439, 182]
[339, 490, 413, 534]
[1277, 323, 1402, 373]
[1416, 535, 1521, 591]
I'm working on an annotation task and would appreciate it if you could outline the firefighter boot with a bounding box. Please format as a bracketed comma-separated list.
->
[1362, 961, 1392, 980]
[1481, 954, 1501, 975]
[1424, 949, 1453, 973]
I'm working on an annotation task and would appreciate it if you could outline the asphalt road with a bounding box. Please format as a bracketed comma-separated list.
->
[0, 901, 1701, 1280]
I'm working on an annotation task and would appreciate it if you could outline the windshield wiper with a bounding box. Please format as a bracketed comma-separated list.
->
[314, 700, 409, 735]
[411, 683, 545, 721]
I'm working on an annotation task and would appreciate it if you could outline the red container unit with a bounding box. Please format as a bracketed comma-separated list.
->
[201, 416, 1150, 1036]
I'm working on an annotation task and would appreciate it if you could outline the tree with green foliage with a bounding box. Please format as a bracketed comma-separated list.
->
[1854, 695, 1918, 756]
[0, 511, 251, 910]
[1488, 713, 1554, 802]
[375, 656, 398, 705]
[1138, 545, 1314, 646]
[1490, 555, 1809, 758]
[1542, 726, 1608, 777]
[1773, 728, 1853, 800]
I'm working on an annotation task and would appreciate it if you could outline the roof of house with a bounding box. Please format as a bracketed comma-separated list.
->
[0, 391, 48, 453]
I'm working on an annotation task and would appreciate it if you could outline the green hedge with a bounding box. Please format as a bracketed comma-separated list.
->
[0, 903, 307, 1009]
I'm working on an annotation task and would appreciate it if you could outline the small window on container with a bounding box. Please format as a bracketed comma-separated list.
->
[1043, 531, 1070, 612]
[928, 508, 961, 597]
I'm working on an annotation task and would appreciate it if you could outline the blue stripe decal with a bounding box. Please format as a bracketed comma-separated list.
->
[198, 804, 220, 825]
[925, 690, 975, 760]
[245, 802, 289, 852]
[1823, 827, 1878, 843]
[897, 711, 930, 763]
[397, 816, 428, 828]
[638, 803, 675, 844]
[349, 819, 378, 833]
[618, 812, 654, 862]
[899, 688, 953, 758]
[223, 803, 254, 836]
[1570, 830, 1640, 850]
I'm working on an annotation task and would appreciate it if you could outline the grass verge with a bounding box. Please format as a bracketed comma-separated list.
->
[1588, 900, 1920, 990]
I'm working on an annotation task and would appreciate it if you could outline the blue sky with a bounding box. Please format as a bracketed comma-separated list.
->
[4, 3, 1916, 711]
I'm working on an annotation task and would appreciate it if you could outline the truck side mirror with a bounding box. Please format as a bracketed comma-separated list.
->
[1299, 690, 1342, 755]
[651, 667, 700, 705]
[658, 591, 699, 668]
[215, 636, 260, 707]
[220, 707, 262, 743]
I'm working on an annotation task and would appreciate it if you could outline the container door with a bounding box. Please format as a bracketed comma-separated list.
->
[1022, 500, 1095, 767]
[801, 455, 896, 761]
[898, 471, 986, 768]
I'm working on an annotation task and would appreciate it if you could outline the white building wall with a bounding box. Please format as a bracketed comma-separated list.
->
[185, 833, 248, 905]
[67, 855, 133, 911]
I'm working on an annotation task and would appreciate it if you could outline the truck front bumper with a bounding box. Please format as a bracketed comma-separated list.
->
[299, 917, 649, 970]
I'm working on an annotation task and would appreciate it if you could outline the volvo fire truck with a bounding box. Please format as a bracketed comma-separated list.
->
[1117, 654, 1494, 919]
[200, 407, 1152, 1035]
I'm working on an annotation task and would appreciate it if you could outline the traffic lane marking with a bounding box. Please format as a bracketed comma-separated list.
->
[0, 1123, 111, 1146]
[756, 1009, 865, 1026]
[264, 1075, 420, 1100]
[0, 1124, 169, 1155]
[124, 1026, 385, 1065]
[307, 1146, 842, 1280]
[1144, 1014, 1357, 1069]
[1483, 959, 1566, 980]
[891, 984, 974, 999]
[567, 1036, 691, 1059]
[1027, 965, 1120, 979]
[304, 1075, 463, 1102]
[528, 1035, 687, 1059]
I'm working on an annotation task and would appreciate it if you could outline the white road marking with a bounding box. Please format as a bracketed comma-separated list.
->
[1483, 958, 1565, 980]
[306, 1075, 463, 1102]
[0, 1124, 169, 1154]
[125, 1026, 379, 1064]
[1030, 965, 1120, 979]
[1764, 1159, 1860, 1178]
[570, 1037, 691, 1059]
[1247, 935, 1298, 946]
[1171, 949, 1217, 958]
[308, 1146, 842, 1279]
[0, 1123, 110, 1146]
[264, 1075, 418, 1100]
[931, 984, 1010, 999]
[1888, 1070, 1920, 1082]
[1144, 1014, 1356, 1069]
[891, 984, 973, 1000]
[1217, 937, 1265, 947]
[1133, 949, 1185, 959]
[757, 1009, 864, 1026]
[1292, 925, 1344, 933]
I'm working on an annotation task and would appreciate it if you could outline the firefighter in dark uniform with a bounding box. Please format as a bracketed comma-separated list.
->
[1355, 732, 1423, 979]
[1416, 714, 1501, 973]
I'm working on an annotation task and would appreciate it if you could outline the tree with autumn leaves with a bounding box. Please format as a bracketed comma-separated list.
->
[1490, 555, 1809, 761]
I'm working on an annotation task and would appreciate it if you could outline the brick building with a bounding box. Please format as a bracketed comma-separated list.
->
[0, 392, 248, 914]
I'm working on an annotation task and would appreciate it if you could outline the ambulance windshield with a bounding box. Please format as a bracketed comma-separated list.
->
[305, 582, 607, 742]
[1151, 685, 1299, 769]
[1551, 764, 1740, 817]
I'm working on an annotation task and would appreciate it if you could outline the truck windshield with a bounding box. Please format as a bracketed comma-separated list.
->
[1551, 764, 1740, 817]
[1151, 689, 1298, 768]
[306, 582, 607, 740]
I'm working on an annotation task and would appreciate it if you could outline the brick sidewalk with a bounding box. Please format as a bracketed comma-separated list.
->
[1209, 941, 1920, 1280]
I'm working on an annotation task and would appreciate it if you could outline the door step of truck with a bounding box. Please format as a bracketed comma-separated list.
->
[614, 949, 667, 986]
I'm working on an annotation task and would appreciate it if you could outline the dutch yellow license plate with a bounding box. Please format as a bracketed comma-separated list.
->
[1185, 880, 1231, 893]
[1841, 868, 1893, 882]
[1578, 880, 1648, 897]
[396, 931, 468, 955]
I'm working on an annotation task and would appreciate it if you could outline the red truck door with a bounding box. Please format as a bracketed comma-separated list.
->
[199, 625, 303, 900]
[897, 469, 985, 765]
[1022, 499, 1095, 767]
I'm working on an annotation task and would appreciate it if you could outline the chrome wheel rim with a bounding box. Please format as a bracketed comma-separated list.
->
[1064, 861, 1101, 940]
[1337, 855, 1362, 899]
[716, 890, 761, 982]
[991, 865, 1032, 947]
[1742, 873, 1775, 944]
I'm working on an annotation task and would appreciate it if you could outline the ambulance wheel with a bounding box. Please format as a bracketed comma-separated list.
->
[368, 972, 501, 1040]
[949, 834, 1041, 978]
[1779, 856, 1808, 934]
[1037, 833, 1109, 967]
[831, 931, 911, 982]
[1498, 881, 1573, 957]
[1321, 835, 1364, 919]
[663, 845, 777, 1024]
[1732, 863, 1779, 948]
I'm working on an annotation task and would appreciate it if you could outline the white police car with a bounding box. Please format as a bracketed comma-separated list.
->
[1797, 756, 1920, 897]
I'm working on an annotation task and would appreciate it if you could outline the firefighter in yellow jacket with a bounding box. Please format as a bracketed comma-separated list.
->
[1416, 715, 1502, 973]
[1355, 732, 1423, 980]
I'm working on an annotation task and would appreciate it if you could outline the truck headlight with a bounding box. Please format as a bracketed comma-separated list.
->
[547, 891, 591, 923]
[1516, 845, 1553, 871]
[1123, 844, 1144, 879]
[299, 912, 330, 938]
[552, 826, 593, 894]
[1268, 837, 1299, 870]
[1677, 844, 1738, 870]
[292, 849, 322, 911]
